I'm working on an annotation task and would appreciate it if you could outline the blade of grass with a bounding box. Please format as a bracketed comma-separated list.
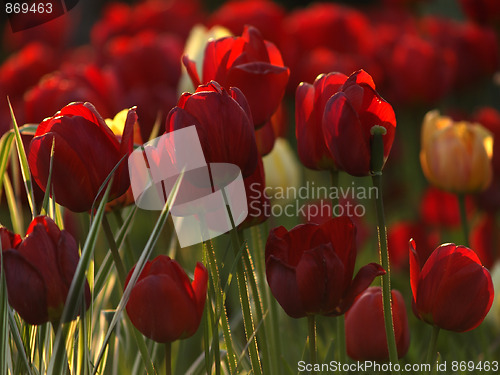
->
[205, 240, 237, 374]
[47, 179, 114, 375]
[94, 206, 137, 296]
[7, 97, 36, 217]
[3, 174, 24, 234]
[240, 234, 271, 375]
[92, 173, 183, 375]
[8, 309, 33, 375]
[0, 245, 8, 375]
[0, 131, 15, 197]
[40, 138, 56, 216]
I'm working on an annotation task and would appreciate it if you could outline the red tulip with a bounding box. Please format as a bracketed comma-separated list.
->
[125, 255, 208, 343]
[265, 216, 385, 318]
[410, 241, 494, 332]
[322, 69, 397, 176]
[419, 187, 474, 230]
[295, 72, 347, 170]
[28, 102, 135, 212]
[166, 81, 258, 178]
[469, 214, 497, 269]
[346, 287, 410, 361]
[183, 25, 289, 128]
[240, 156, 270, 229]
[459, 0, 500, 26]
[208, 0, 285, 44]
[1, 216, 91, 325]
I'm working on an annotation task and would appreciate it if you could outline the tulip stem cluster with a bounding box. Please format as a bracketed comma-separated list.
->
[457, 194, 470, 247]
[308, 315, 317, 374]
[371, 131, 400, 374]
[224, 193, 262, 375]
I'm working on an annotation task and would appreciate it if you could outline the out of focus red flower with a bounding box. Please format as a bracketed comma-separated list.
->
[1, 216, 91, 325]
[281, 3, 374, 90]
[460, 0, 500, 26]
[422, 17, 499, 88]
[295, 72, 347, 170]
[265, 216, 385, 318]
[322, 70, 397, 176]
[28, 102, 135, 212]
[209, 0, 285, 44]
[388, 221, 439, 271]
[183, 25, 289, 128]
[125, 255, 208, 343]
[387, 34, 455, 105]
[166, 81, 258, 178]
[3, 11, 71, 51]
[24, 64, 121, 124]
[100, 31, 183, 140]
[470, 214, 498, 269]
[410, 241, 494, 332]
[420, 187, 475, 229]
[346, 287, 410, 361]
[91, 0, 203, 51]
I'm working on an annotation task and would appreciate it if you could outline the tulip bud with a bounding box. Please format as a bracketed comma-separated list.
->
[346, 287, 410, 361]
[420, 110, 493, 193]
[1, 216, 91, 325]
[125, 255, 208, 343]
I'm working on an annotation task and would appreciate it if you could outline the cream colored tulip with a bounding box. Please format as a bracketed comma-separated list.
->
[177, 25, 232, 95]
[420, 110, 493, 193]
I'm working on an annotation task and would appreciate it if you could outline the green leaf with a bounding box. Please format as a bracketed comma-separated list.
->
[47, 179, 114, 375]
[92, 173, 183, 375]
[7, 97, 36, 217]
[0, 130, 15, 198]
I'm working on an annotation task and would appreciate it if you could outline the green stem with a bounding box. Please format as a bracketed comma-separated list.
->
[165, 342, 172, 375]
[458, 194, 470, 247]
[51, 322, 71, 375]
[223, 193, 262, 375]
[102, 215, 127, 287]
[308, 315, 317, 375]
[426, 326, 440, 365]
[372, 173, 400, 374]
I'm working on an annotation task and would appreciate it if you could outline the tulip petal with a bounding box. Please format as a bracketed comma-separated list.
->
[265, 255, 306, 318]
[191, 262, 208, 319]
[227, 61, 289, 127]
[296, 244, 345, 315]
[3, 250, 48, 325]
[341, 69, 376, 91]
[339, 262, 385, 313]
[126, 274, 199, 342]
[255, 121, 275, 156]
[182, 55, 201, 88]
[409, 239, 420, 303]
[316, 216, 357, 288]
[323, 92, 370, 176]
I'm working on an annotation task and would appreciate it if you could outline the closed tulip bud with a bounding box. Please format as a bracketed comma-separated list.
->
[28, 102, 136, 212]
[346, 287, 410, 361]
[265, 216, 385, 318]
[410, 240, 494, 332]
[420, 110, 493, 193]
[125, 255, 208, 343]
[322, 70, 397, 176]
[1, 216, 91, 325]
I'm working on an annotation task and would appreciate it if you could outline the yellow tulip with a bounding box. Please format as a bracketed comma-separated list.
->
[420, 110, 493, 193]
